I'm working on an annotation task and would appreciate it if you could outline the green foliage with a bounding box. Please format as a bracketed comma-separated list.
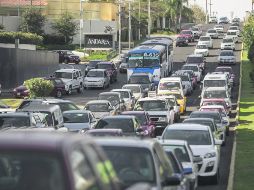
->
[0, 24, 4, 30]
[0, 31, 43, 45]
[51, 12, 78, 44]
[191, 4, 206, 24]
[37, 44, 78, 50]
[42, 34, 66, 45]
[81, 51, 117, 62]
[24, 78, 54, 98]
[242, 16, 254, 55]
[20, 9, 46, 35]
[248, 43, 254, 63]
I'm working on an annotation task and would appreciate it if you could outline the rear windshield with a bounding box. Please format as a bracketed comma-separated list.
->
[0, 116, 30, 128]
[95, 118, 134, 133]
[186, 57, 203, 63]
[200, 37, 210, 41]
[223, 38, 233, 43]
[190, 112, 221, 123]
[220, 51, 234, 56]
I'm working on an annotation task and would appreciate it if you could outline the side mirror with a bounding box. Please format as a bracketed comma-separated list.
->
[170, 106, 174, 110]
[193, 156, 203, 163]
[215, 139, 223, 145]
[183, 167, 193, 175]
[163, 176, 181, 186]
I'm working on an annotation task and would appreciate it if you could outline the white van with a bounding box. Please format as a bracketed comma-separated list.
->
[157, 77, 185, 96]
[202, 73, 231, 94]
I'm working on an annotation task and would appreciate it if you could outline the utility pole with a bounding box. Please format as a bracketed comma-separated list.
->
[118, 1, 122, 55]
[79, 0, 84, 50]
[138, 0, 141, 40]
[205, 0, 208, 23]
[148, 0, 151, 38]
[209, 0, 212, 17]
[128, 1, 131, 49]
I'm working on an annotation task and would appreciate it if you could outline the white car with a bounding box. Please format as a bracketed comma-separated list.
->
[206, 29, 219, 39]
[111, 89, 135, 111]
[194, 44, 209, 57]
[201, 87, 232, 110]
[122, 84, 144, 101]
[158, 140, 200, 190]
[133, 97, 175, 134]
[162, 124, 222, 184]
[84, 100, 116, 119]
[191, 27, 202, 38]
[84, 69, 110, 89]
[225, 31, 238, 43]
[157, 77, 185, 96]
[221, 38, 235, 50]
[214, 25, 224, 33]
[209, 16, 218, 23]
[173, 71, 193, 95]
[54, 69, 84, 95]
[198, 36, 213, 48]
[218, 50, 236, 65]
[228, 26, 240, 36]
[181, 64, 202, 82]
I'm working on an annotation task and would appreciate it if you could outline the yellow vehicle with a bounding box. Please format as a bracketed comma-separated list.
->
[157, 90, 186, 114]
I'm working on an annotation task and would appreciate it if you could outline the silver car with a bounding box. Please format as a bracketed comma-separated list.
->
[111, 89, 135, 111]
[84, 69, 110, 89]
[218, 50, 236, 65]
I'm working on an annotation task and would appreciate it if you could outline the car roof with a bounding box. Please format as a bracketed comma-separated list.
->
[190, 111, 220, 115]
[18, 104, 60, 112]
[111, 89, 132, 93]
[43, 98, 74, 103]
[137, 97, 166, 102]
[204, 73, 227, 79]
[160, 77, 181, 82]
[187, 54, 204, 57]
[158, 139, 188, 146]
[123, 84, 142, 88]
[204, 87, 227, 91]
[165, 123, 210, 131]
[200, 105, 225, 109]
[86, 100, 111, 104]
[130, 73, 151, 76]
[0, 132, 93, 151]
[95, 137, 159, 149]
[97, 62, 113, 65]
[183, 64, 199, 67]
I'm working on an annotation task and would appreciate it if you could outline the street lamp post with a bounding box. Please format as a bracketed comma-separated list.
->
[138, 0, 141, 40]
[118, 1, 122, 55]
[80, 0, 84, 49]
[148, 0, 151, 38]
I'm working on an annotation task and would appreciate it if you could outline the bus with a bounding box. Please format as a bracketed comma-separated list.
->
[127, 44, 168, 85]
[141, 38, 173, 73]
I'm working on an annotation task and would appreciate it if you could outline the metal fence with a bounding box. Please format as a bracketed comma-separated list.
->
[0, 48, 59, 89]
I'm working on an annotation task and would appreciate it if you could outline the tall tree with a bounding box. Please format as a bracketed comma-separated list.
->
[191, 4, 206, 24]
[20, 9, 46, 35]
[51, 12, 78, 44]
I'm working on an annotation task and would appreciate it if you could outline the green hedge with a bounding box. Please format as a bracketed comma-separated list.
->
[0, 31, 43, 45]
[42, 34, 66, 45]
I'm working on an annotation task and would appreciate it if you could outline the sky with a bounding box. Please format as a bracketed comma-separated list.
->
[189, 0, 252, 20]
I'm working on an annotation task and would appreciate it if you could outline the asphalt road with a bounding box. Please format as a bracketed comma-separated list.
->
[63, 23, 241, 190]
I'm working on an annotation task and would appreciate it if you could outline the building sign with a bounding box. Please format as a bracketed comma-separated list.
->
[84, 34, 113, 49]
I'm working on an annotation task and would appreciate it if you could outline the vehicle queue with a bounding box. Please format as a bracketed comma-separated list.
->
[0, 17, 241, 190]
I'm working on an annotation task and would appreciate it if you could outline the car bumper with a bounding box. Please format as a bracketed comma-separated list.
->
[221, 46, 234, 50]
[84, 81, 104, 87]
[219, 60, 236, 64]
[197, 157, 219, 177]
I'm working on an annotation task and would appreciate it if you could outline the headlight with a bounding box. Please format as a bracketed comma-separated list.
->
[158, 117, 167, 122]
[204, 152, 216, 159]
[99, 79, 104, 82]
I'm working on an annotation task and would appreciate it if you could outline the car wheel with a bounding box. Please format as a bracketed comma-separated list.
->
[77, 84, 82, 93]
[67, 86, 72, 95]
[56, 90, 62, 98]
[64, 59, 68, 64]
[210, 169, 219, 185]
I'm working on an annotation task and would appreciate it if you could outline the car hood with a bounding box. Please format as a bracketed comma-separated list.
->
[85, 77, 104, 81]
[64, 123, 90, 132]
[93, 112, 111, 119]
[61, 78, 73, 84]
[190, 145, 215, 157]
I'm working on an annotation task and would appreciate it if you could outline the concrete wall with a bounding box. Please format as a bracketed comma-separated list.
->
[0, 16, 19, 31]
[0, 48, 59, 89]
[0, 43, 36, 50]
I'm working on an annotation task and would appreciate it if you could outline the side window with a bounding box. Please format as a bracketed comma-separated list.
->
[88, 114, 94, 122]
[70, 147, 99, 190]
[73, 72, 77, 79]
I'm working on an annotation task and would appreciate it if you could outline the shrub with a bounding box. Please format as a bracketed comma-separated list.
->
[43, 34, 66, 45]
[0, 31, 43, 45]
[24, 78, 54, 98]
[0, 24, 4, 30]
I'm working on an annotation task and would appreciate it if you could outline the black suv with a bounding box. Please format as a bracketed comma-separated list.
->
[55, 50, 81, 64]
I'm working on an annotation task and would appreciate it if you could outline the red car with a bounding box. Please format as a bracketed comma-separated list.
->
[179, 30, 195, 42]
[121, 111, 156, 137]
[13, 78, 66, 98]
[200, 98, 231, 115]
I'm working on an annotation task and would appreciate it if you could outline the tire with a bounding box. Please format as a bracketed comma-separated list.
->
[210, 170, 219, 185]
[56, 90, 62, 98]
[64, 59, 68, 64]
[77, 84, 82, 93]
[67, 86, 72, 95]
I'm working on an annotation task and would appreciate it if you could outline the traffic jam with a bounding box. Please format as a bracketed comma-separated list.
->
[0, 17, 241, 190]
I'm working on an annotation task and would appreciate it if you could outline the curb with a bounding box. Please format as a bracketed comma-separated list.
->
[226, 42, 243, 190]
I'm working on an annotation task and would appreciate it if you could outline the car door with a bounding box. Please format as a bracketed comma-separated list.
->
[112, 64, 117, 78]
[104, 71, 109, 85]
[73, 72, 79, 88]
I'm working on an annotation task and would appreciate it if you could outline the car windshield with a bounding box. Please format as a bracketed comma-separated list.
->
[204, 80, 226, 87]
[162, 145, 190, 162]
[227, 32, 236, 35]
[89, 61, 101, 67]
[196, 45, 207, 49]
[128, 58, 160, 68]
[163, 130, 212, 145]
[200, 37, 210, 41]
[87, 71, 104, 78]
[55, 72, 72, 79]
[220, 51, 234, 56]
[95, 118, 134, 133]
[229, 27, 238, 30]
[223, 39, 233, 43]
[203, 90, 227, 99]
[190, 113, 221, 123]
[182, 65, 198, 71]
[97, 64, 112, 69]
[202, 101, 226, 108]
[63, 112, 89, 123]
[85, 103, 110, 112]
[208, 30, 216, 33]
[184, 120, 215, 132]
[0, 152, 66, 190]
[0, 116, 30, 128]
[129, 76, 150, 84]
[98, 94, 119, 106]
[102, 147, 156, 187]
[114, 91, 129, 98]
[125, 114, 146, 125]
[159, 81, 180, 90]
[134, 100, 168, 111]
[186, 57, 203, 63]
[181, 31, 192, 35]
[123, 86, 141, 93]
[49, 102, 79, 112]
[215, 67, 233, 74]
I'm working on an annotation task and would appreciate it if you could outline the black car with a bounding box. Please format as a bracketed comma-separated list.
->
[85, 60, 104, 75]
[96, 62, 117, 83]
[55, 50, 81, 64]
[176, 36, 188, 47]
[94, 115, 143, 136]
